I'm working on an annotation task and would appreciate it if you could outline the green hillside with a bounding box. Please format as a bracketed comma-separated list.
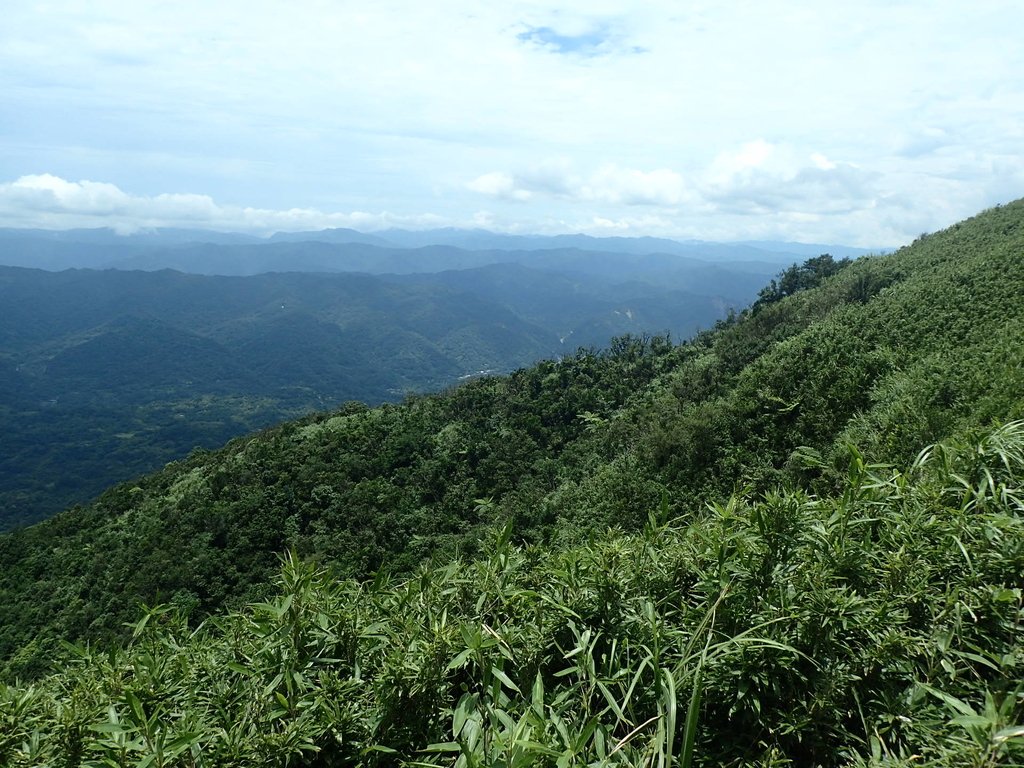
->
[0, 201, 1022, 766]
[4, 426, 1022, 766]
[0, 267, 553, 528]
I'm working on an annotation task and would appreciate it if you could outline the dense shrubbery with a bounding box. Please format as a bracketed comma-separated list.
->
[0, 335, 686, 673]
[2, 422, 1022, 766]
[750, 252, 852, 310]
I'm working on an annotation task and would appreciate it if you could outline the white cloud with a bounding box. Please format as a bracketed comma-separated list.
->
[0, 175, 447, 234]
[705, 140, 776, 185]
[1, 2, 1023, 247]
[467, 172, 532, 201]
[468, 161, 688, 207]
[810, 153, 837, 171]
[467, 143, 878, 221]
[582, 165, 687, 206]
[700, 141, 880, 216]
[589, 213, 676, 232]
[9, 174, 130, 214]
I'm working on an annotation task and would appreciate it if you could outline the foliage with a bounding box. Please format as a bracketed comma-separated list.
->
[0, 336, 684, 671]
[750, 252, 852, 310]
[0, 202, 1023, 765]
[3, 422, 1023, 766]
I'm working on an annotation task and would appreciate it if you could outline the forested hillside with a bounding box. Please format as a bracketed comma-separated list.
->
[0, 201, 1022, 766]
[0, 226, 846, 527]
[0, 259, 750, 529]
[0, 268, 543, 527]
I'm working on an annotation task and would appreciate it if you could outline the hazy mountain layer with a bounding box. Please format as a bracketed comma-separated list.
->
[0, 225, 876, 273]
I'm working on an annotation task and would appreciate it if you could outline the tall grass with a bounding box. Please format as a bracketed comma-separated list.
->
[3, 423, 1023, 766]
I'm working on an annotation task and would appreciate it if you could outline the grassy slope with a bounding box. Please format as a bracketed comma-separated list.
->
[2, 422, 1022, 766]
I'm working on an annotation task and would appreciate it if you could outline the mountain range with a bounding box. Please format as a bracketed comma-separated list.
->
[0, 225, 875, 273]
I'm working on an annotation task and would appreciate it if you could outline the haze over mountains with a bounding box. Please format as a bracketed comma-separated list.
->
[0, 225, 873, 274]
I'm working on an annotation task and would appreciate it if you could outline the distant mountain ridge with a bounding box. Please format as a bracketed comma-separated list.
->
[278, 226, 879, 261]
[0, 225, 877, 274]
[0, 224, 874, 527]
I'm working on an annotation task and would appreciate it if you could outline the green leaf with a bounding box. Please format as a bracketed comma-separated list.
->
[453, 693, 477, 737]
[491, 667, 522, 694]
[124, 690, 146, 726]
[493, 708, 515, 732]
[512, 739, 560, 757]
[680, 666, 703, 768]
[363, 745, 399, 754]
[163, 731, 203, 755]
[662, 667, 677, 765]
[90, 722, 137, 734]
[447, 648, 473, 671]
[994, 725, 1024, 744]
[951, 714, 994, 730]
[276, 593, 295, 618]
[131, 611, 152, 640]
[531, 671, 545, 718]
[918, 683, 976, 717]
[424, 741, 463, 753]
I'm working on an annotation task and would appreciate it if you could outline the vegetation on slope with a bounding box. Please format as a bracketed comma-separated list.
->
[2, 422, 1022, 766]
[0, 336, 682, 672]
[0, 201, 1022, 681]
[0, 267, 554, 528]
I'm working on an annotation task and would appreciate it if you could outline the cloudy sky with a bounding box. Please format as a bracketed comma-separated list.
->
[1, 1, 1022, 246]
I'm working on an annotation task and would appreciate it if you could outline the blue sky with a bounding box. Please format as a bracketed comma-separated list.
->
[1, 1, 1022, 246]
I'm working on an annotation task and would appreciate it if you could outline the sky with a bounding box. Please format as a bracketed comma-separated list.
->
[1, 1, 1022, 247]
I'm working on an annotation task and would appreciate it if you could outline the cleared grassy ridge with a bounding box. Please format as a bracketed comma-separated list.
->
[3, 422, 1023, 767]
